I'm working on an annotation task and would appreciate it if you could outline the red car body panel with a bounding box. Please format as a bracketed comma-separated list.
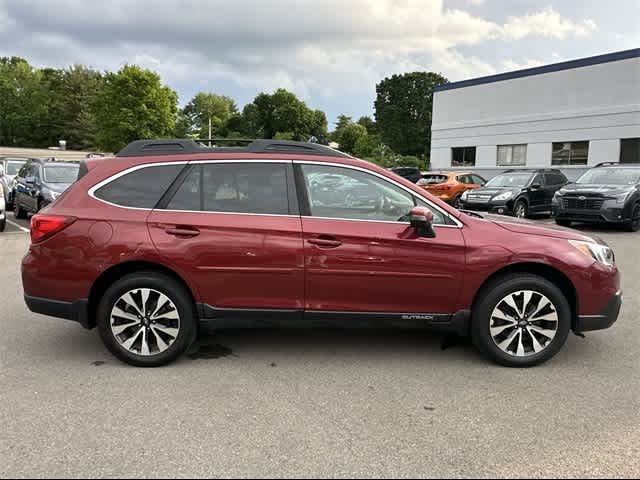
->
[22, 151, 620, 330]
[301, 216, 466, 313]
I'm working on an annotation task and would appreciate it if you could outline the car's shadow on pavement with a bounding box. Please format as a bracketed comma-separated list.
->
[40, 321, 608, 369]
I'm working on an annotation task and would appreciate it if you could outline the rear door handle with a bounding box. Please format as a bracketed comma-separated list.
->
[308, 236, 342, 248]
[165, 227, 200, 237]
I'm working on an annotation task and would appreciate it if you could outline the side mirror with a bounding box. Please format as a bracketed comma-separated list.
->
[410, 206, 436, 238]
[25, 176, 36, 185]
[0, 165, 4, 177]
[530, 183, 541, 190]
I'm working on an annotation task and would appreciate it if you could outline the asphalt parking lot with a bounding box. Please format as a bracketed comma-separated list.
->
[1, 219, 638, 478]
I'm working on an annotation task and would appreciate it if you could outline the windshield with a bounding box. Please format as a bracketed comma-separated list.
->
[576, 168, 640, 185]
[44, 165, 79, 184]
[485, 173, 531, 188]
[5, 161, 26, 176]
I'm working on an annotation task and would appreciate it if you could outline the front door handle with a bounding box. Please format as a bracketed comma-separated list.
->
[165, 227, 200, 237]
[308, 236, 342, 248]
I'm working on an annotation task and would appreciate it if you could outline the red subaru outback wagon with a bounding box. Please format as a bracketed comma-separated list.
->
[22, 139, 621, 367]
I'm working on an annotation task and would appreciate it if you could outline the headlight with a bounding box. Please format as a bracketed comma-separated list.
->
[615, 192, 630, 204]
[461, 190, 469, 200]
[0, 187, 4, 199]
[569, 240, 615, 267]
[493, 191, 513, 201]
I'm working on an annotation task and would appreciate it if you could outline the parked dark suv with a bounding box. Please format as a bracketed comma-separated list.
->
[459, 169, 568, 218]
[390, 166, 422, 184]
[553, 162, 640, 231]
[13, 158, 79, 218]
[22, 139, 620, 368]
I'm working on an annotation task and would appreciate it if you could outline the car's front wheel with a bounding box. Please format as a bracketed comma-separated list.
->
[514, 200, 528, 219]
[625, 203, 640, 232]
[97, 272, 198, 367]
[471, 274, 571, 367]
[555, 219, 572, 228]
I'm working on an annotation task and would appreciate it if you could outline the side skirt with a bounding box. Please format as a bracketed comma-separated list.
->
[198, 304, 470, 336]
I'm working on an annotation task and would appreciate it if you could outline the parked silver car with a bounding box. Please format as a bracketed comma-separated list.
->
[0, 157, 31, 210]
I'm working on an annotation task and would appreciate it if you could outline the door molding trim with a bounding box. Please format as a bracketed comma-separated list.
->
[198, 304, 470, 335]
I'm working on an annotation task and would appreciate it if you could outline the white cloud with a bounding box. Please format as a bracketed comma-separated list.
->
[0, 0, 601, 108]
[502, 6, 597, 40]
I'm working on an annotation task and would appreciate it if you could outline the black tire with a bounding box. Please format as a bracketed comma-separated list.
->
[452, 195, 462, 209]
[625, 203, 640, 232]
[14, 201, 27, 219]
[471, 273, 571, 367]
[0, 217, 5, 232]
[97, 271, 198, 367]
[514, 200, 528, 219]
[555, 219, 572, 228]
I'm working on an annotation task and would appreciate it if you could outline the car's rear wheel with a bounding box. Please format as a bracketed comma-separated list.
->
[471, 274, 571, 367]
[14, 201, 27, 219]
[0, 217, 5, 232]
[625, 203, 640, 232]
[514, 200, 528, 219]
[555, 219, 572, 228]
[97, 272, 197, 367]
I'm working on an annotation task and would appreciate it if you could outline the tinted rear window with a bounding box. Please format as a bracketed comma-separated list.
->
[95, 164, 184, 208]
[167, 163, 289, 215]
[421, 174, 448, 184]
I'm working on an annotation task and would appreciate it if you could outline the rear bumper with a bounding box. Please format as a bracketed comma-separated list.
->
[576, 290, 622, 333]
[24, 295, 91, 329]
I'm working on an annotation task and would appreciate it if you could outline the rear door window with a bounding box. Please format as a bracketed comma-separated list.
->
[167, 162, 291, 215]
[94, 164, 184, 208]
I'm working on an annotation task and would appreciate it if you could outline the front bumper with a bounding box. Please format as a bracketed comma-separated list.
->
[553, 199, 632, 224]
[459, 199, 513, 215]
[576, 290, 622, 333]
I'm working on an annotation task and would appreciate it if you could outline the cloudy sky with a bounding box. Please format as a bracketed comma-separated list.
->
[0, 0, 638, 125]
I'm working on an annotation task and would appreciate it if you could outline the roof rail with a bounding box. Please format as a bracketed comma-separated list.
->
[116, 138, 351, 158]
[502, 168, 562, 173]
[594, 162, 620, 167]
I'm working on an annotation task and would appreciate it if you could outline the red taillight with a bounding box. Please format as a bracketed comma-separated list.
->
[30, 215, 76, 244]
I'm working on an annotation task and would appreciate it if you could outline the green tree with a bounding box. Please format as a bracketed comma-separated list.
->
[92, 65, 178, 152]
[250, 89, 327, 141]
[331, 114, 352, 145]
[357, 115, 377, 135]
[0, 57, 45, 146]
[374, 72, 448, 157]
[338, 122, 368, 155]
[182, 92, 237, 139]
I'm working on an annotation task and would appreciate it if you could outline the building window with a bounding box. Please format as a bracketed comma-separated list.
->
[552, 141, 589, 166]
[452, 147, 476, 167]
[497, 145, 527, 167]
[620, 138, 640, 164]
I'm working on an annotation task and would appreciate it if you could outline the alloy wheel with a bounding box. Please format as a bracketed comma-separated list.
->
[490, 290, 558, 357]
[632, 205, 640, 231]
[515, 202, 527, 218]
[110, 288, 181, 356]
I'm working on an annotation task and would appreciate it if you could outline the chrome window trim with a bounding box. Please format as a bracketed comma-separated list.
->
[88, 159, 463, 228]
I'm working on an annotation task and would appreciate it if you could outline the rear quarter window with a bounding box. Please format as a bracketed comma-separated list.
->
[93, 164, 184, 208]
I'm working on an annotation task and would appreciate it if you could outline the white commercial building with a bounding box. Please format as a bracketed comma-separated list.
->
[430, 49, 640, 180]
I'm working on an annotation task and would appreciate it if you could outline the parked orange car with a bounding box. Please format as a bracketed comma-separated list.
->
[418, 171, 487, 208]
